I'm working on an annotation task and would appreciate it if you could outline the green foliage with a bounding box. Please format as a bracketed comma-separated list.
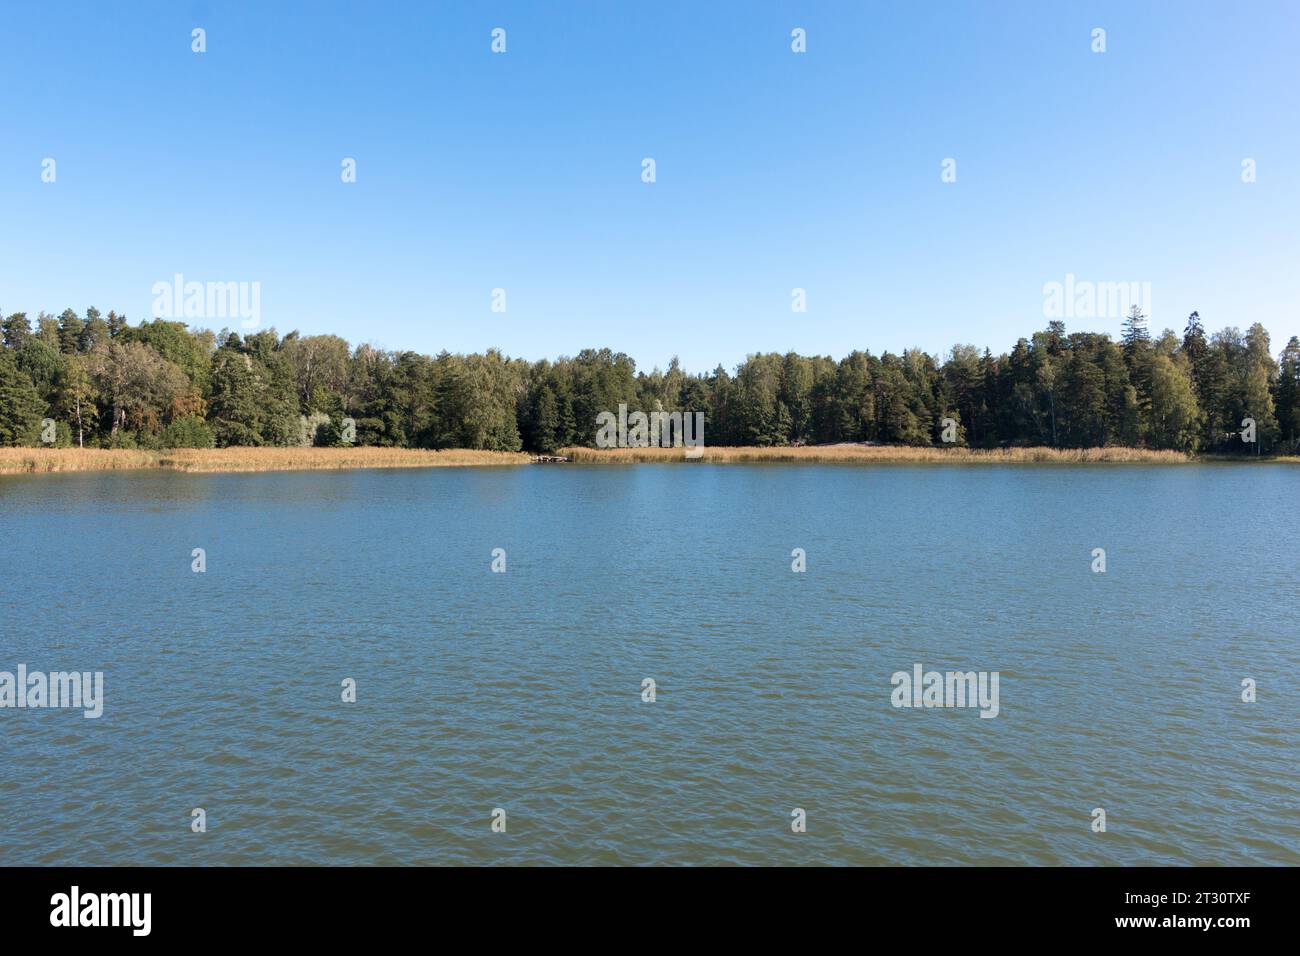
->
[2, 305, 1297, 456]
[1147, 353, 1202, 451]
[17, 338, 65, 398]
[160, 415, 216, 448]
[124, 319, 215, 393]
[86, 340, 190, 442]
[207, 347, 270, 446]
[2, 312, 33, 350]
[58, 355, 97, 448]
[57, 309, 84, 355]
[0, 350, 45, 445]
[1276, 337, 1300, 452]
[312, 413, 358, 447]
[299, 411, 332, 447]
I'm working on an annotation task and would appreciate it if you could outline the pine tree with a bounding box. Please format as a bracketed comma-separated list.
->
[1121, 306, 1151, 364]
[1275, 337, 1300, 453]
[1243, 323, 1279, 450]
[2, 312, 32, 349]
[0, 350, 45, 445]
[57, 308, 85, 354]
[1120, 306, 1153, 436]
[533, 385, 560, 452]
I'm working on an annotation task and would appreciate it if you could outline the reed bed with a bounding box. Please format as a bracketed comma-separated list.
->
[559, 444, 1196, 465]
[0, 447, 530, 474]
[7, 444, 1283, 475]
[0, 448, 163, 474]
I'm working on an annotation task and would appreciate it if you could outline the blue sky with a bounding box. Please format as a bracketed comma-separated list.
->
[2, 0, 1297, 373]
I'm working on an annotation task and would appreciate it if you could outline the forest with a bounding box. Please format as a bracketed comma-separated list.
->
[1, 305, 1297, 455]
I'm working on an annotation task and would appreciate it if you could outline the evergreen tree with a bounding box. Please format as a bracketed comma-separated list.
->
[0, 350, 45, 445]
[1, 299, 1296, 456]
[57, 308, 85, 354]
[207, 348, 268, 446]
[1243, 323, 1279, 450]
[1121, 306, 1153, 433]
[2, 312, 32, 349]
[1275, 336, 1300, 453]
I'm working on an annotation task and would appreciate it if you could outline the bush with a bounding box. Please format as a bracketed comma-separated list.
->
[315, 416, 345, 446]
[46, 420, 74, 448]
[298, 412, 331, 447]
[161, 415, 216, 448]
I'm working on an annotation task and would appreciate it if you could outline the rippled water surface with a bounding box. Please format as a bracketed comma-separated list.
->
[1, 463, 1297, 865]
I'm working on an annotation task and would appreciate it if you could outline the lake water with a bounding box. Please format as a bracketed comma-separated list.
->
[1, 463, 1297, 866]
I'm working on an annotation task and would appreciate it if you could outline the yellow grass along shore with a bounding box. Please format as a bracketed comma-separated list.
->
[559, 445, 1196, 464]
[0, 447, 530, 474]
[4, 444, 1296, 475]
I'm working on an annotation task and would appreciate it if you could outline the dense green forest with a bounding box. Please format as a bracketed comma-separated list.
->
[1, 305, 1297, 454]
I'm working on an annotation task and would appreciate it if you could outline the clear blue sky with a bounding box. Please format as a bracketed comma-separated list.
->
[3, 0, 1297, 373]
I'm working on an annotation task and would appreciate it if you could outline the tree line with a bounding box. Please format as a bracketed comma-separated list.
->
[1, 305, 1297, 454]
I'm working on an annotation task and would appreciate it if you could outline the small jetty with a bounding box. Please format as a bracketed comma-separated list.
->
[530, 455, 569, 463]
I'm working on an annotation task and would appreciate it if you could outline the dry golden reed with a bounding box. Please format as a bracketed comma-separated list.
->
[559, 445, 1195, 465]
[0, 447, 530, 474]
[6, 444, 1284, 475]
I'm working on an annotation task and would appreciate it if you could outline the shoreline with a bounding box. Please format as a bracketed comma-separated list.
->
[2, 445, 1295, 475]
[0, 447, 531, 475]
[559, 445, 1287, 465]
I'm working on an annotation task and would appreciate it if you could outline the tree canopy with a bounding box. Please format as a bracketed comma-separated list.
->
[1, 306, 1296, 456]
